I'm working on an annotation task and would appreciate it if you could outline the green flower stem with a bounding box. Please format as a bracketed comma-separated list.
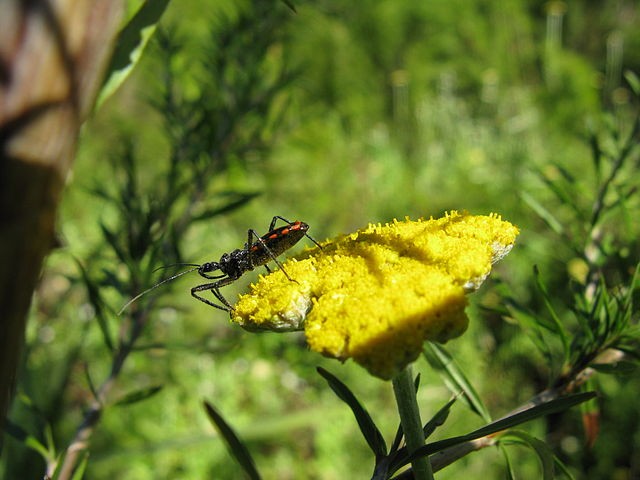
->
[392, 366, 434, 480]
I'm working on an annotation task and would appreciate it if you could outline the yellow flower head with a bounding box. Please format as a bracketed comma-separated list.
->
[233, 211, 519, 379]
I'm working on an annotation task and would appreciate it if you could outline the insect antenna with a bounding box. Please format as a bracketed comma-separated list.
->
[152, 262, 200, 273]
[118, 265, 200, 315]
[305, 233, 323, 249]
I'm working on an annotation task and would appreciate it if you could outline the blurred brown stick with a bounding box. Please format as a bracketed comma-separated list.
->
[0, 0, 123, 440]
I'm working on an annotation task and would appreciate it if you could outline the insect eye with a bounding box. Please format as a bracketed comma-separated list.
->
[200, 262, 214, 272]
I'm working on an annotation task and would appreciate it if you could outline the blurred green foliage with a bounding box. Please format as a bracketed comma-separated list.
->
[2, 0, 639, 479]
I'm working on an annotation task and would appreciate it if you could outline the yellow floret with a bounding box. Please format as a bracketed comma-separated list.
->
[232, 211, 519, 379]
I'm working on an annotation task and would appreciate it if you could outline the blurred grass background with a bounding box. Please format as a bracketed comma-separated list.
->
[3, 0, 640, 478]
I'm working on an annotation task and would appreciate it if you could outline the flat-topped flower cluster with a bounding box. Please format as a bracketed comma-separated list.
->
[233, 211, 519, 379]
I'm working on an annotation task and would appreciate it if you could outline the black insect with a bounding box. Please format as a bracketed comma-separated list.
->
[119, 216, 321, 314]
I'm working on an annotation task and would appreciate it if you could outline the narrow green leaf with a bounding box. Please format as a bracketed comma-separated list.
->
[423, 343, 491, 421]
[389, 424, 404, 454]
[191, 191, 261, 222]
[400, 391, 596, 468]
[605, 184, 638, 214]
[281, 0, 297, 12]
[622, 263, 640, 317]
[507, 296, 560, 333]
[5, 418, 55, 462]
[73, 258, 114, 352]
[203, 401, 261, 480]
[593, 281, 613, 338]
[97, 0, 172, 107]
[589, 132, 602, 181]
[590, 360, 638, 375]
[83, 363, 100, 401]
[423, 397, 456, 439]
[551, 164, 577, 185]
[70, 452, 90, 480]
[50, 448, 67, 480]
[539, 166, 585, 221]
[499, 443, 516, 480]
[414, 373, 421, 392]
[533, 266, 570, 359]
[554, 455, 576, 479]
[317, 367, 388, 457]
[114, 385, 163, 407]
[86, 184, 116, 204]
[571, 293, 596, 344]
[501, 430, 555, 480]
[100, 222, 127, 264]
[466, 391, 595, 440]
[101, 267, 126, 292]
[521, 191, 564, 235]
[504, 300, 555, 364]
[625, 70, 640, 95]
[43, 422, 56, 457]
[23, 434, 51, 460]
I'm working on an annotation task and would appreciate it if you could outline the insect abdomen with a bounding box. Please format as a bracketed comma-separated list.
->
[250, 221, 309, 266]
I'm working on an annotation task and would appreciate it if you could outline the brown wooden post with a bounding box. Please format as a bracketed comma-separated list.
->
[0, 0, 124, 436]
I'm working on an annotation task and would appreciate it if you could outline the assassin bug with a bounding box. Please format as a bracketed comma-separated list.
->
[119, 216, 321, 314]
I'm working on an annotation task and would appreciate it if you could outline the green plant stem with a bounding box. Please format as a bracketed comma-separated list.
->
[392, 366, 434, 480]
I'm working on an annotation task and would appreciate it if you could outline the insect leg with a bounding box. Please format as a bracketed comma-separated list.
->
[210, 287, 233, 310]
[248, 228, 294, 281]
[268, 215, 290, 231]
[199, 272, 226, 280]
[191, 277, 235, 311]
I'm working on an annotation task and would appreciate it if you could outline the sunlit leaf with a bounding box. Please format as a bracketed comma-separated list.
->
[114, 385, 163, 406]
[554, 455, 577, 479]
[23, 433, 50, 460]
[521, 191, 564, 235]
[501, 430, 555, 480]
[70, 452, 90, 480]
[625, 70, 640, 95]
[423, 397, 456, 439]
[500, 443, 516, 480]
[317, 367, 387, 457]
[97, 0, 172, 107]
[399, 391, 596, 468]
[423, 343, 490, 421]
